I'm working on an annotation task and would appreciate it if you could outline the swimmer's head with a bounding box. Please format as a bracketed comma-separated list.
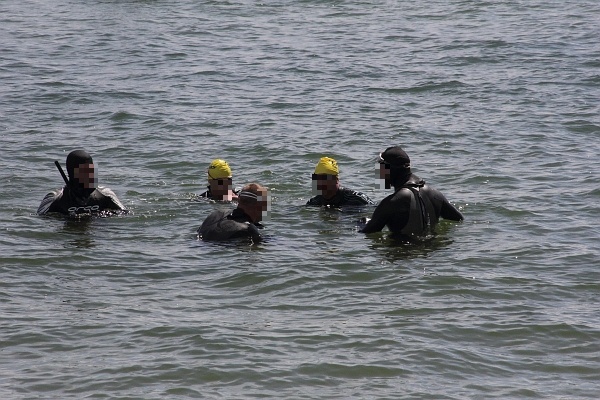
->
[378, 146, 411, 187]
[207, 159, 232, 182]
[207, 159, 234, 200]
[379, 146, 410, 168]
[66, 149, 97, 192]
[314, 157, 339, 176]
[312, 157, 340, 197]
[238, 183, 270, 222]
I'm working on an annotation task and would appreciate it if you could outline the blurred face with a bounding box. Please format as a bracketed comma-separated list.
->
[261, 190, 271, 219]
[241, 188, 270, 223]
[74, 163, 97, 189]
[258, 189, 271, 221]
[209, 177, 233, 199]
[312, 174, 339, 198]
[378, 163, 391, 189]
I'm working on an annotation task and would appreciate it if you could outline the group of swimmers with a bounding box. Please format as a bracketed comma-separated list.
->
[38, 147, 464, 243]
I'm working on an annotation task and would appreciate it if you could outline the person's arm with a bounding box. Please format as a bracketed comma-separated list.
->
[98, 187, 127, 211]
[359, 199, 390, 233]
[306, 195, 323, 206]
[37, 189, 62, 215]
[441, 198, 464, 221]
[348, 189, 375, 205]
[426, 186, 463, 222]
[247, 223, 263, 243]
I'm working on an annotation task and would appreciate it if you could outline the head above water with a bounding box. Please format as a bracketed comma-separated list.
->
[312, 157, 340, 199]
[314, 157, 339, 176]
[66, 149, 97, 193]
[238, 183, 270, 223]
[207, 159, 232, 181]
[379, 146, 410, 168]
[378, 146, 412, 188]
[207, 159, 236, 200]
[66, 150, 93, 180]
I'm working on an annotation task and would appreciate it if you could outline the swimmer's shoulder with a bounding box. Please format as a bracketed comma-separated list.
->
[37, 187, 64, 215]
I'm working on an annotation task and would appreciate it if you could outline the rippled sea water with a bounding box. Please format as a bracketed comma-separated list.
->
[1, 0, 599, 398]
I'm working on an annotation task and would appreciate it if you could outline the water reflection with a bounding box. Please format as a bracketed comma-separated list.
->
[43, 210, 130, 249]
[60, 217, 96, 249]
[193, 233, 268, 251]
[365, 222, 458, 261]
[367, 233, 454, 260]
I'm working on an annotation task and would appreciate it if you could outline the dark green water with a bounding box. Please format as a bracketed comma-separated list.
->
[1, 0, 599, 398]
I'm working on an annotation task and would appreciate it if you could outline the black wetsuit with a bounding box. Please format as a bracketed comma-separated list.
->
[307, 187, 374, 208]
[198, 208, 263, 243]
[37, 186, 126, 217]
[198, 187, 240, 200]
[198, 188, 212, 199]
[360, 174, 463, 235]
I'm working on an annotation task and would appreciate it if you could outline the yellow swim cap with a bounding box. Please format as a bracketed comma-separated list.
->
[207, 159, 232, 180]
[314, 157, 339, 176]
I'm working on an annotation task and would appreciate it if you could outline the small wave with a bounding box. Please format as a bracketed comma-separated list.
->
[109, 111, 137, 121]
[563, 120, 600, 134]
[369, 80, 468, 94]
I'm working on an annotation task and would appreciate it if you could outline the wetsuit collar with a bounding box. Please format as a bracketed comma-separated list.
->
[393, 174, 425, 190]
[325, 187, 343, 201]
[228, 208, 263, 228]
[64, 183, 96, 203]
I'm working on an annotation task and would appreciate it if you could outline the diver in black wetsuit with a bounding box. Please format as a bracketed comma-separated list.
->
[198, 183, 269, 243]
[37, 149, 126, 217]
[360, 146, 463, 236]
[306, 156, 374, 208]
